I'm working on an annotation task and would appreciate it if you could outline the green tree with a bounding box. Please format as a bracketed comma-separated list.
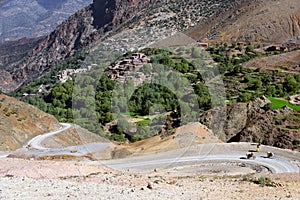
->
[246, 45, 254, 53]
[248, 78, 262, 90]
[275, 83, 285, 97]
[118, 118, 132, 133]
[237, 45, 243, 51]
[284, 76, 299, 93]
[191, 47, 201, 58]
[266, 85, 276, 97]
[233, 65, 244, 74]
[238, 92, 252, 102]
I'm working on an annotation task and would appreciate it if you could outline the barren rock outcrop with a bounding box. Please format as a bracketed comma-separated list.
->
[200, 96, 298, 150]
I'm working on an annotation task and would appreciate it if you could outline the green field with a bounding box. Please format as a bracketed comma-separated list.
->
[268, 97, 300, 110]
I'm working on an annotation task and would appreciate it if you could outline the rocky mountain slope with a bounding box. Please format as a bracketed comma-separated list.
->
[200, 96, 300, 150]
[0, 0, 92, 41]
[0, 37, 44, 72]
[0, 93, 111, 155]
[1, 0, 299, 92]
[188, 0, 300, 44]
[0, 0, 237, 92]
[243, 50, 300, 73]
[0, 93, 61, 151]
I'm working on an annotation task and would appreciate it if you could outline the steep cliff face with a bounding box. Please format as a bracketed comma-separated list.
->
[200, 97, 299, 150]
[1, 0, 152, 92]
[8, 6, 94, 90]
[0, 37, 44, 71]
[92, 0, 116, 29]
[0, 37, 45, 92]
[93, 0, 154, 30]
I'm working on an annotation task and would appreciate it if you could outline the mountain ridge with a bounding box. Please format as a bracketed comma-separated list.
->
[1, 0, 300, 93]
[188, 0, 300, 44]
[0, 0, 92, 41]
[0, 0, 237, 92]
[1, 0, 153, 92]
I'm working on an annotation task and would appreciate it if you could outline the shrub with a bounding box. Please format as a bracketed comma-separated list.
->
[3, 107, 8, 113]
[286, 125, 300, 130]
[17, 116, 27, 121]
[263, 103, 272, 111]
[238, 92, 252, 102]
[246, 45, 254, 52]
[243, 176, 277, 187]
[237, 45, 243, 51]
[11, 109, 18, 115]
[275, 119, 283, 125]
[292, 140, 300, 145]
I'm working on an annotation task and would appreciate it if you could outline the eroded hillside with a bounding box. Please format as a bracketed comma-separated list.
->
[188, 0, 300, 44]
[0, 0, 237, 92]
[0, 94, 61, 151]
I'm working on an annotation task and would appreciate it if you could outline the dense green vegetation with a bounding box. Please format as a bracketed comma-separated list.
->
[205, 43, 300, 104]
[11, 43, 300, 142]
[12, 52, 86, 97]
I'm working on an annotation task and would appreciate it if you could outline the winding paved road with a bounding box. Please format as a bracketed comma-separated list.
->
[102, 152, 299, 173]
[26, 123, 72, 150]
[2, 124, 299, 174]
[24, 123, 110, 157]
[0, 124, 72, 158]
[100, 143, 300, 174]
